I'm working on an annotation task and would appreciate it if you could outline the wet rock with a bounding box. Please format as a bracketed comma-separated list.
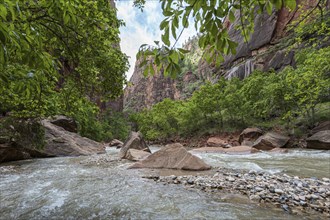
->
[252, 132, 290, 151]
[0, 143, 53, 163]
[119, 131, 150, 159]
[306, 130, 330, 150]
[130, 143, 211, 171]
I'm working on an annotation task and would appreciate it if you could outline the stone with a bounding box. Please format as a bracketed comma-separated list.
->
[119, 131, 150, 159]
[310, 121, 330, 136]
[306, 130, 330, 150]
[239, 127, 263, 145]
[190, 146, 260, 154]
[252, 132, 290, 151]
[42, 119, 105, 156]
[206, 137, 228, 147]
[129, 143, 211, 171]
[0, 143, 53, 163]
[109, 139, 124, 148]
[50, 115, 77, 133]
[125, 149, 151, 161]
[275, 189, 284, 194]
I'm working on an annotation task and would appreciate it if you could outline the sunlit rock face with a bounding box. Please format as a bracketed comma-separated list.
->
[123, 1, 320, 112]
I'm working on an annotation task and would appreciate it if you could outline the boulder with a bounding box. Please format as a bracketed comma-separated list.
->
[191, 146, 259, 154]
[125, 149, 151, 161]
[130, 143, 211, 171]
[310, 121, 330, 136]
[0, 143, 53, 163]
[306, 130, 330, 150]
[50, 115, 77, 133]
[207, 137, 228, 147]
[252, 132, 290, 151]
[109, 139, 124, 148]
[239, 127, 263, 146]
[42, 119, 105, 156]
[119, 131, 150, 159]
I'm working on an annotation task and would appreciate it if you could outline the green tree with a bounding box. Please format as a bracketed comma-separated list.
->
[0, 0, 128, 118]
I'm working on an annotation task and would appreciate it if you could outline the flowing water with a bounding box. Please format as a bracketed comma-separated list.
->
[0, 148, 329, 220]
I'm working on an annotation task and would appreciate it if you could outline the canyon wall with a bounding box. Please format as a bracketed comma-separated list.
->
[123, 1, 325, 112]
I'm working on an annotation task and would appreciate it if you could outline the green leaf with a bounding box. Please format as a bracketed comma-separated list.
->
[284, 0, 296, 10]
[229, 10, 235, 23]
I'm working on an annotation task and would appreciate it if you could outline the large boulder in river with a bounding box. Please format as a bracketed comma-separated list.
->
[306, 130, 330, 150]
[191, 146, 260, 154]
[125, 149, 151, 161]
[239, 128, 263, 146]
[252, 132, 290, 151]
[119, 131, 150, 159]
[50, 115, 77, 133]
[42, 120, 105, 156]
[130, 143, 211, 171]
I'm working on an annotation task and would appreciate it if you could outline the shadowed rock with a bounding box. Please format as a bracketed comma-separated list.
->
[50, 115, 77, 133]
[239, 128, 263, 146]
[130, 143, 211, 171]
[109, 139, 124, 148]
[119, 131, 150, 159]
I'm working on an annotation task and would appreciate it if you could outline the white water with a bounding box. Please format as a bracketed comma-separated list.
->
[1, 148, 329, 219]
[192, 149, 330, 178]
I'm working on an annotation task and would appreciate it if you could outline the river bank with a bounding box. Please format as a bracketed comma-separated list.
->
[144, 168, 330, 218]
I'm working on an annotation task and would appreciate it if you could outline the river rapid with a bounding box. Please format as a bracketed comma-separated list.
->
[0, 147, 329, 220]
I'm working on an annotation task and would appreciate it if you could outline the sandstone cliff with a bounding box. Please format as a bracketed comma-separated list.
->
[124, 1, 326, 112]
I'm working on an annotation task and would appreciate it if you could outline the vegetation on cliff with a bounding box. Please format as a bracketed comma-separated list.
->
[131, 46, 330, 140]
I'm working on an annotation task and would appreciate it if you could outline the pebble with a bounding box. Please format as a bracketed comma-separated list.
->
[275, 189, 284, 194]
[151, 168, 330, 218]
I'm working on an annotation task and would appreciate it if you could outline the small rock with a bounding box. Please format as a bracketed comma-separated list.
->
[282, 204, 292, 213]
[300, 201, 307, 207]
[299, 195, 306, 201]
[187, 179, 194, 185]
[275, 189, 284, 194]
[254, 187, 263, 192]
[322, 177, 330, 182]
[226, 177, 235, 182]
[311, 194, 319, 199]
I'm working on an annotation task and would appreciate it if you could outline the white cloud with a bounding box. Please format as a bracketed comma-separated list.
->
[116, 1, 197, 80]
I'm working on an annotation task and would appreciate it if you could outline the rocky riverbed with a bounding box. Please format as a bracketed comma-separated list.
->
[143, 168, 330, 218]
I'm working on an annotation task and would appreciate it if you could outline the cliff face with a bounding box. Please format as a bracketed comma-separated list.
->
[123, 1, 322, 112]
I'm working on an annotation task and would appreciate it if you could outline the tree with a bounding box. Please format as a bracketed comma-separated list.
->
[134, 0, 302, 77]
[0, 0, 128, 117]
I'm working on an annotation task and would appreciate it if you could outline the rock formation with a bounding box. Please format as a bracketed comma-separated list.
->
[123, 1, 322, 112]
[42, 119, 105, 156]
[130, 143, 211, 170]
[119, 131, 151, 159]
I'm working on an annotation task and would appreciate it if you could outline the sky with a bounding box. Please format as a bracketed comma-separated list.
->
[116, 0, 197, 80]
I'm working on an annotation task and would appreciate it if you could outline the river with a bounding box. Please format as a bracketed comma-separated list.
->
[0, 147, 329, 220]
